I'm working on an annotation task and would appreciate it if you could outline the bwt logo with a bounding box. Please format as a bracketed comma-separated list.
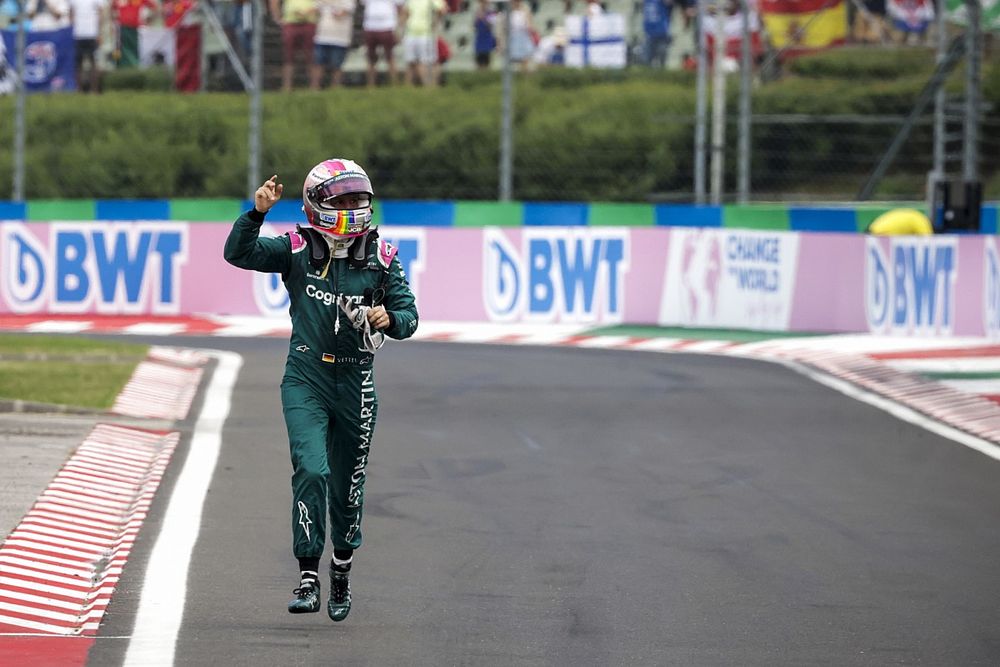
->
[1, 222, 187, 314]
[484, 228, 629, 323]
[865, 237, 957, 335]
[986, 241, 1000, 339]
[380, 229, 425, 296]
[252, 226, 425, 317]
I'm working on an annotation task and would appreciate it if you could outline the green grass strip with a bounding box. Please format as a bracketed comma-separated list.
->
[0, 333, 148, 357]
[919, 371, 1000, 381]
[0, 361, 140, 409]
[0, 334, 148, 409]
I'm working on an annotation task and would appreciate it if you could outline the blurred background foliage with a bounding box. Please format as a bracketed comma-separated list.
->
[0, 48, 997, 202]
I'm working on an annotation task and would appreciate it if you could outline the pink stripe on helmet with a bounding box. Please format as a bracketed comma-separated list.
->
[323, 160, 347, 172]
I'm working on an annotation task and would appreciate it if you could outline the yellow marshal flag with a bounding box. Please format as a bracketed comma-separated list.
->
[760, 0, 848, 55]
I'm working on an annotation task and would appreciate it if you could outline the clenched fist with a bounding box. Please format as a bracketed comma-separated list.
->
[255, 175, 284, 213]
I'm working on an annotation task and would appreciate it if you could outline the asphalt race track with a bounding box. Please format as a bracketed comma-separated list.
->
[87, 336, 1000, 666]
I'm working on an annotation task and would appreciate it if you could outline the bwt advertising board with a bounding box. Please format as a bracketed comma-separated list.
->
[1, 221, 997, 338]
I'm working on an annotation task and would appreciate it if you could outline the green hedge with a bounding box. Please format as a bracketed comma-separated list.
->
[102, 66, 175, 92]
[0, 51, 996, 201]
[786, 46, 937, 80]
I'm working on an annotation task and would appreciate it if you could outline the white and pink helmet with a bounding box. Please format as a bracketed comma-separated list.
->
[302, 158, 375, 239]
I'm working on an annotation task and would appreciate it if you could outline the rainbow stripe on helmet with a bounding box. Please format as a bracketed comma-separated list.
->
[314, 207, 373, 238]
[302, 157, 375, 238]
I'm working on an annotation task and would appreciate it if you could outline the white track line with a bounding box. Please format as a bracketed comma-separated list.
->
[122, 323, 188, 336]
[123, 350, 243, 667]
[884, 357, 1000, 374]
[24, 321, 92, 333]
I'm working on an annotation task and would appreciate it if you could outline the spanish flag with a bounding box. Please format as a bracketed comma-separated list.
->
[760, 0, 848, 55]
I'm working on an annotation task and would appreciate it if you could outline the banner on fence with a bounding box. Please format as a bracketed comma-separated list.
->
[0, 27, 75, 92]
[0, 222, 995, 337]
[565, 13, 627, 68]
[702, 6, 765, 64]
[658, 229, 799, 331]
[759, 0, 848, 55]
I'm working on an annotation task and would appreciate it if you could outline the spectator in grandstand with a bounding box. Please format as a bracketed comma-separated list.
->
[532, 19, 566, 67]
[502, 0, 534, 69]
[0, 35, 13, 94]
[402, 0, 445, 86]
[162, 0, 193, 28]
[26, 0, 72, 30]
[0, 0, 23, 29]
[641, 0, 672, 67]
[851, 0, 887, 44]
[363, 0, 404, 86]
[111, 0, 156, 67]
[227, 0, 254, 61]
[69, 0, 106, 92]
[270, 0, 319, 91]
[473, 0, 497, 69]
[887, 0, 933, 45]
[311, 0, 354, 88]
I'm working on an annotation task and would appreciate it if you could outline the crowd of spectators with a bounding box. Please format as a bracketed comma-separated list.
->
[0, 0, 952, 93]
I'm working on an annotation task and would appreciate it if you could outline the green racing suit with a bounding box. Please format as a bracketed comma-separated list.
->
[224, 209, 418, 558]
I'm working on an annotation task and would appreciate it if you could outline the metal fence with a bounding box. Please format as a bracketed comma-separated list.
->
[505, 113, 999, 204]
[2, 0, 997, 205]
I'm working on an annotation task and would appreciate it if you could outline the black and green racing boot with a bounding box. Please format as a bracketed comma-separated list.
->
[327, 564, 352, 622]
[288, 577, 321, 614]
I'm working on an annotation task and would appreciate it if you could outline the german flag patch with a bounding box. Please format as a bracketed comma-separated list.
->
[321, 353, 336, 363]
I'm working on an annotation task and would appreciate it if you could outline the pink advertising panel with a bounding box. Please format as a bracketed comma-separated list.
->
[0, 221, 996, 337]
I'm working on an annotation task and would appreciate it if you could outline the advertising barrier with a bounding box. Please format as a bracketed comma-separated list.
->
[1, 221, 997, 338]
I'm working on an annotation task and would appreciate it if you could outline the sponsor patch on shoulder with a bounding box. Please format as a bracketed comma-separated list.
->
[377, 239, 397, 269]
[289, 231, 308, 254]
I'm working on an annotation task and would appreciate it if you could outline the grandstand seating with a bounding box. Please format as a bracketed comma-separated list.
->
[296, 0, 699, 79]
[0, 0, 699, 90]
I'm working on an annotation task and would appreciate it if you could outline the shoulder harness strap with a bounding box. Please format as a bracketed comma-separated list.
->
[295, 225, 330, 275]
[348, 229, 379, 270]
[348, 230, 398, 306]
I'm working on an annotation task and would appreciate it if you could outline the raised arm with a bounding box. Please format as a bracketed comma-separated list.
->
[223, 175, 292, 274]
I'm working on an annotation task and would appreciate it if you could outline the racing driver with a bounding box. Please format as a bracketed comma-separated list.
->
[223, 158, 418, 622]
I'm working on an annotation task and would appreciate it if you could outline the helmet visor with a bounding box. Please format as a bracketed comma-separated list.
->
[308, 173, 373, 209]
[312, 208, 372, 237]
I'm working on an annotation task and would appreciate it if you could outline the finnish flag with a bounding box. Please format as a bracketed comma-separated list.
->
[565, 13, 627, 69]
